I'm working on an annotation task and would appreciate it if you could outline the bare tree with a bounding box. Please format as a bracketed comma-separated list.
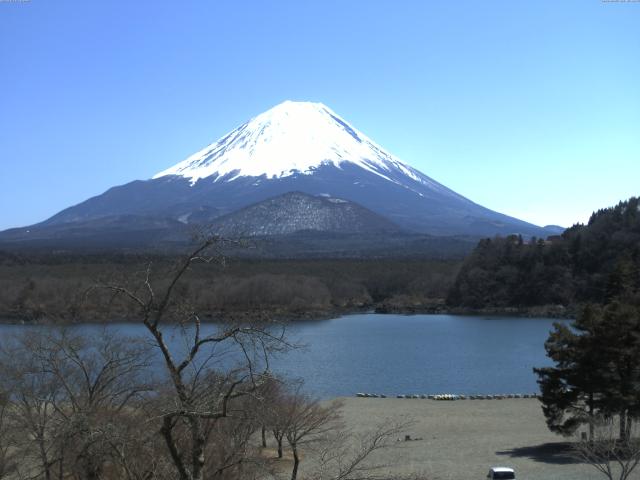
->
[0, 328, 153, 480]
[572, 417, 640, 480]
[0, 388, 16, 480]
[205, 398, 265, 480]
[256, 376, 290, 458]
[271, 410, 288, 460]
[36, 329, 152, 480]
[261, 380, 402, 480]
[281, 387, 342, 480]
[106, 407, 174, 480]
[100, 236, 290, 480]
[0, 332, 68, 480]
[254, 374, 283, 450]
[304, 419, 413, 480]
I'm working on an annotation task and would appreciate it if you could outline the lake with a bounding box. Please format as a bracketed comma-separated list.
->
[0, 313, 566, 398]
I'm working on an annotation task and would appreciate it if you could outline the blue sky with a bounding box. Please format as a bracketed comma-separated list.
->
[1, 0, 638, 230]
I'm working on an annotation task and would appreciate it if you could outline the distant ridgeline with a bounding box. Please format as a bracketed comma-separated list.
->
[447, 197, 640, 310]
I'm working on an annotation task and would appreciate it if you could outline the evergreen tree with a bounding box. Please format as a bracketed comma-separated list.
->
[591, 303, 640, 441]
[535, 303, 640, 440]
[534, 305, 602, 438]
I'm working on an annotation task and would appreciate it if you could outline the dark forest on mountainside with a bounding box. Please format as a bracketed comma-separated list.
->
[447, 197, 640, 310]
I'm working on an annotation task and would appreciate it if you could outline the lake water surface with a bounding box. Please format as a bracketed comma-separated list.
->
[0, 314, 566, 398]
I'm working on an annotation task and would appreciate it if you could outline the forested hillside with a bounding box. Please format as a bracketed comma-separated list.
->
[447, 197, 640, 309]
[0, 254, 460, 322]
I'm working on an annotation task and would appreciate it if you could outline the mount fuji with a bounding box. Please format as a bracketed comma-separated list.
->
[0, 101, 560, 252]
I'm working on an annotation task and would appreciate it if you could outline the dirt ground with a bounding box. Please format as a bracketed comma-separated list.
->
[286, 397, 626, 480]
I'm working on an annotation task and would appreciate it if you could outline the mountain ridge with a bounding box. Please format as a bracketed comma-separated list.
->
[1, 100, 562, 250]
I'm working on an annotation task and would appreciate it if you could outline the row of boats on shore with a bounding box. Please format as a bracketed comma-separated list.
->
[355, 393, 540, 400]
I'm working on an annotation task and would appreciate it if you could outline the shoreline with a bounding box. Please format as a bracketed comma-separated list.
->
[0, 302, 576, 324]
[374, 302, 576, 319]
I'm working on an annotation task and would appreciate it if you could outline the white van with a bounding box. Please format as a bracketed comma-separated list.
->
[486, 467, 515, 479]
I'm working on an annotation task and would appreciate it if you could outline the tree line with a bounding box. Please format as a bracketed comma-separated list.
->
[0, 256, 460, 323]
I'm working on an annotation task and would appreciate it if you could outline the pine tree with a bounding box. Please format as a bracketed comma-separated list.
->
[535, 303, 640, 440]
[534, 306, 602, 438]
[591, 302, 640, 441]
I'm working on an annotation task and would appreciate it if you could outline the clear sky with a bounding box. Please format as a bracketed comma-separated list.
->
[1, 0, 638, 230]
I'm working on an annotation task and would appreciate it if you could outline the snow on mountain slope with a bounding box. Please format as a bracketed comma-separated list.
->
[152, 100, 449, 196]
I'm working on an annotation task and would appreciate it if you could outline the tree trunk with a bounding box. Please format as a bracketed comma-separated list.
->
[190, 416, 206, 480]
[57, 453, 64, 480]
[620, 410, 628, 442]
[290, 444, 299, 480]
[277, 437, 283, 459]
[160, 417, 191, 480]
[588, 393, 594, 442]
[261, 425, 267, 448]
[36, 434, 52, 480]
[85, 462, 102, 480]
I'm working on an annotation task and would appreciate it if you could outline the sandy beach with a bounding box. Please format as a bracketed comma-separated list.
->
[298, 397, 611, 480]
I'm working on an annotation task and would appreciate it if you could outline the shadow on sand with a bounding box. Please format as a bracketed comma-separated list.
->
[496, 442, 581, 465]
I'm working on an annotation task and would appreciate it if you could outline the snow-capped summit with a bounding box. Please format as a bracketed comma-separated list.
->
[153, 100, 428, 188]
